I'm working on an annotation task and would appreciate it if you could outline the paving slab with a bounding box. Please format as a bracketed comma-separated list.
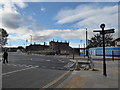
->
[57, 60, 119, 88]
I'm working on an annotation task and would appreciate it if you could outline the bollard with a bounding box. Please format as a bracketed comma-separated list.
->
[112, 51, 114, 61]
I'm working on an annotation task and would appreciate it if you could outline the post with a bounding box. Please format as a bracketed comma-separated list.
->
[93, 24, 114, 76]
[86, 28, 88, 56]
[100, 24, 107, 76]
[112, 50, 114, 61]
[79, 44, 80, 56]
[73, 48, 74, 60]
[86, 28, 88, 47]
[80, 40, 82, 56]
[84, 43, 85, 58]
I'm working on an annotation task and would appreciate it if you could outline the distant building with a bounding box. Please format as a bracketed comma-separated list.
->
[25, 41, 80, 55]
[114, 37, 120, 47]
[26, 44, 49, 52]
[7, 46, 24, 52]
[49, 41, 70, 55]
[7, 47, 18, 52]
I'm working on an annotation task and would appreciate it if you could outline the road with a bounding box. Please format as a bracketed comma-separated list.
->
[2, 52, 71, 89]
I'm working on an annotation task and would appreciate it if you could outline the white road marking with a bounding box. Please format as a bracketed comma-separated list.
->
[2, 66, 39, 76]
[46, 60, 51, 62]
[59, 59, 65, 63]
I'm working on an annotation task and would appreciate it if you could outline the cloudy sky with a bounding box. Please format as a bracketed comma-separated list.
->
[0, 1, 119, 48]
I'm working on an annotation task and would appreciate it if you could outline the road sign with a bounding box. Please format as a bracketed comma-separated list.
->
[93, 29, 115, 34]
[104, 29, 115, 34]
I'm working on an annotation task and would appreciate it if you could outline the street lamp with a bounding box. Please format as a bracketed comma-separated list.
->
[86, 28, 88, 56]
[86, 28, 88, 47]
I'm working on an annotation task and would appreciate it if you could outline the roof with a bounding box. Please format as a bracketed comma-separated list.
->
[113, 37, 120, 41]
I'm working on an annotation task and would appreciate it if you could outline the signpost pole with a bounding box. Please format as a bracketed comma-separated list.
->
[93, 24, 114, 76]
[100, 24, 107, 76]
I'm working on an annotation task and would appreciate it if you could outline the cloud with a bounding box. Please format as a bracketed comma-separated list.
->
[40, 7, 45, 12]
[31, 29, 87, 42]
[0, 1, 28, 29]
[0, 1, 44, 35]
[1, 12, 21, 29]
[55, 3, 118, 38]
[55, 4, 118, 26]
[1, 2, 118, 48]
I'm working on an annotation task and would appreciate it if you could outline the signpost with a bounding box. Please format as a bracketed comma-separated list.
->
[93, 24, 115, 76]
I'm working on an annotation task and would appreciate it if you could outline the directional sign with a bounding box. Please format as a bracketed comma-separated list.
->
[93, 30, 102, 32]
[104, 29, 115, 34]
[93, 29, 115, 34]
[93, 24, 115, 76]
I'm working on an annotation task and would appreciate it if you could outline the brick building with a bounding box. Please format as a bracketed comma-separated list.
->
[49, 41, 70, 55]
[25, 41, 80, 55]
[26, 44, 49, 52]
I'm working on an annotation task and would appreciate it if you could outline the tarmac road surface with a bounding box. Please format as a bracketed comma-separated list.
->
[2, 52, 71, 88]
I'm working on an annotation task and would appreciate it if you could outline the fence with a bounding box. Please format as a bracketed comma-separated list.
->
[89, 47, 120, 59]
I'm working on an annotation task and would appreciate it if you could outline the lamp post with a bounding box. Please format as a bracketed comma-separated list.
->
[86, 28, 88, 56]
[86, 28, 88, 47]
[84, 43, 85, 58]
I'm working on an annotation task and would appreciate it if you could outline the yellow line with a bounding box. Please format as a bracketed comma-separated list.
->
[42, 71, 69, 88]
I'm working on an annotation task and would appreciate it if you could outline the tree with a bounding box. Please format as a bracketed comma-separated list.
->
[0, 28, 8, 45]
[87, 33, 113, 48]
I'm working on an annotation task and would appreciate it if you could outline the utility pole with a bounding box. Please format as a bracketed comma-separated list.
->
[84, 43, 85, 58]
[86, 28, 88, 47]
[80, 40, 82, 56]
[93, 24, 115, 76]
[86, 28, 88, 56]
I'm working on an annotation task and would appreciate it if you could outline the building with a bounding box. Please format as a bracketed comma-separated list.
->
[6, 46, 24, 52]
[49, 41, 70, 55]
[113, 37, 120, 47]
[26, 44, 49, 52]
[25, 40, 80, 55]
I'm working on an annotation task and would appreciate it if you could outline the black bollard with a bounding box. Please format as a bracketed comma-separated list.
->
[112, 50, 114, 61]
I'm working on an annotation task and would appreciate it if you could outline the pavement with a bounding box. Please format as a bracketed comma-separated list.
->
[57, 59, 119, 89]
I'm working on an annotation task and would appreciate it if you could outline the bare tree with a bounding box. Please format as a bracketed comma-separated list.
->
[0, 28, 8, 45]
[87, 33, 113, 48]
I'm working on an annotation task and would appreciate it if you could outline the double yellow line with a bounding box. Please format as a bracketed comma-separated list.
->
[42, 71, 69, 88]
